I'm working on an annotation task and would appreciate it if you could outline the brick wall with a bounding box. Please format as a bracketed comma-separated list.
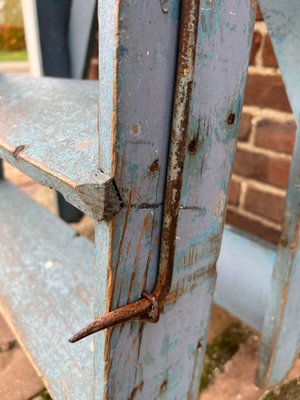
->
[227, 4, 295, 244]
[88, 4, 295, 245]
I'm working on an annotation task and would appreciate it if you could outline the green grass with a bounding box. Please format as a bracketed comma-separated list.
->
[0, 50, 27, 61]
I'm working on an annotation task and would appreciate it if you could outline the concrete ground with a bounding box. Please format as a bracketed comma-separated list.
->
[0, 61, 30, 75]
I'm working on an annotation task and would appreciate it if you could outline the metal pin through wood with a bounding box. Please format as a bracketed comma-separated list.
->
[69, 0, 199, 344]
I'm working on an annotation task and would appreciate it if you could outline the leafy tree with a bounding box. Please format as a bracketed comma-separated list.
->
[0, 0, 23, 25]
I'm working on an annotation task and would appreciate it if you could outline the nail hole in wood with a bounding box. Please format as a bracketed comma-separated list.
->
[227, 113, 235, 126]
[188, 139, 197, 154]
[160, 380, 168, 393]
[148, 158, 159, 173]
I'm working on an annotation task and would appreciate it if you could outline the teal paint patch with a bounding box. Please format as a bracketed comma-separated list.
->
[160, 334, 179, 358]
[166, 0, 181, 22]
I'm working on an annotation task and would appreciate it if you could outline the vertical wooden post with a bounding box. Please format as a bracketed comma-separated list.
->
[95, 1, 181, 398]
[95, 1, 256, 398]
[256, 1, 300, 387]
[258, 118, 300, 387]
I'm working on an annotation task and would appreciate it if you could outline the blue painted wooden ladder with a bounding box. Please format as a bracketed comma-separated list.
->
[216, 0, 300, 390]
[0, 1, 256, 399]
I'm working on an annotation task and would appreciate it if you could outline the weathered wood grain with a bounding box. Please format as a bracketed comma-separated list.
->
[0, 181, 94, 400]
[95, 1, 181, 398]
[36, 0, 97, 222]
[258, 117, 300, 387]
[0, 75, 121, 221]
[255, 1, 300, 387]
[94, 1, 256, 399]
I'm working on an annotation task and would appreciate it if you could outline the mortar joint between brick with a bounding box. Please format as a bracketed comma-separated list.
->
[248, 65, 281, 76]
[242, 105, 295, 121]
[253, 22, 267, 67]
[238, 181, 248, 210]
[227, 204, 282, 231]
[233, 174, 287, 196]
[237, 142, 292, 161]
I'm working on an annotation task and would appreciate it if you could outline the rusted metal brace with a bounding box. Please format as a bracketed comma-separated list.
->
[69, 0, 199, 344]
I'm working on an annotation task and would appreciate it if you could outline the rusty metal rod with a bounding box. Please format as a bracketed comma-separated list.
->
[69, 0, 199, 344]
[69, 297, 152, 343]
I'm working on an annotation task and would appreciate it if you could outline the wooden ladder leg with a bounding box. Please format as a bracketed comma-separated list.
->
[94, 1, 256, 399]
[258, 117, 300, 387]
[255, 1, 300, 388]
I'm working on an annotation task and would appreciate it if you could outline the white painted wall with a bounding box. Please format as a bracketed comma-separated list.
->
[21, 0, 43, 76]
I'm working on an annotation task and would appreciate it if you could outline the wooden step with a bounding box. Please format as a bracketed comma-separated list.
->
[0, 74, 122, 221]
[215, 226, 276, 332]
[0, 181, 94, 399]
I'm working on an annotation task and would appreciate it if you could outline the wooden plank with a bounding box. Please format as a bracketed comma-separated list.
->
[255, 1, 300, 387]
[93, 1, 256, 398]
[35, 0, 96, 222]
[259, 0, 300, 118]
[69, 0, 97, 79]
[95, 1, 181, 397]
[257, 117, 300, 387]
[0, 75, 121, 221]
[216, 226, 276, 332]
[0, 181, 94, 400]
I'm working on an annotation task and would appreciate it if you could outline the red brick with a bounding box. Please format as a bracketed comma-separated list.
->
[262, 34, 278, 68]
[238, 112, 252, 142]
[249, 30, 262, 66]
[244, 72, 291, 113]
[92, 35, 98, 58]
[255, 118, 296, 154]
[256, 4, 263, 21]
[244, 186, 285, 223]
[226, 209, 281, 244]
[228, 179, 240, 206]
[88, 59, 98, 80]
[233, 148, 290, 189]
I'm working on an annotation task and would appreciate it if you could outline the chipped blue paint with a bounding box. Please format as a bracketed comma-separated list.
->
[252, 1, 300, 387]
[0, 75, 121, 221]
[95, 0, 255, 399]
[257, 116, 300, 387]
[0, 1, 256, 398]
[0, 181, 94, 400]
[96, 1, 181, 398]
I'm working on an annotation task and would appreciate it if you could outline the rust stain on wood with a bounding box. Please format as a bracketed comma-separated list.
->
[128, 213, 153, 302]
[110, 189, 133, 309]
[148, 158, 160, 173]
[129, 381, 144, 399]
